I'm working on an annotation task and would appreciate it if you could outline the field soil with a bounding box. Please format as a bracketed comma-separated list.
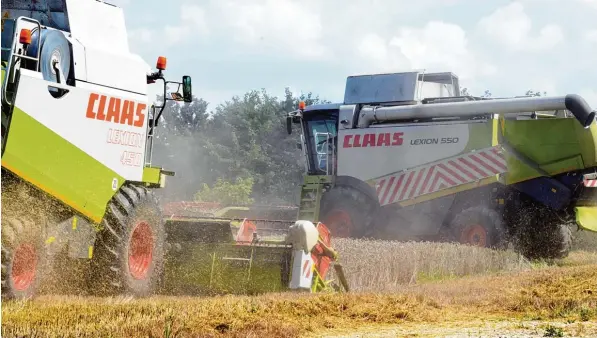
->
[3, 253, 597, 337]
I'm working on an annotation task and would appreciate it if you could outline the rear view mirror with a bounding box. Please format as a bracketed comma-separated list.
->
[182, 75, 192, 103]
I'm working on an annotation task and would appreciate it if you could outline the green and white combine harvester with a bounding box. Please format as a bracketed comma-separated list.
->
[0, 0, 347, 301]
[287, 71, 597, 260]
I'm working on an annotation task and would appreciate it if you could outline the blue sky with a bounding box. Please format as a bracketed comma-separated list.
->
[113, 0, 597, 111]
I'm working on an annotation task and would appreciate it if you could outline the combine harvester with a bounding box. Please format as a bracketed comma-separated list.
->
[1, 0, 346, 300]
[286, 71, 597, 260]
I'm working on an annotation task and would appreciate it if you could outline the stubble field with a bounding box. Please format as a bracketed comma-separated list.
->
[2, 233, 597, 338]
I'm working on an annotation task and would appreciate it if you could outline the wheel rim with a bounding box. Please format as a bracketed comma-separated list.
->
[128, 221, 154, 280]
[11, 243, 37, 291]
[322, 210, 353, 237]
[459, 224, 488, 247]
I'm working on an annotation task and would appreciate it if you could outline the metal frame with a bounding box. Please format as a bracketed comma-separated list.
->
[144, 77, 190, 166]
[2, 16, 42, 106]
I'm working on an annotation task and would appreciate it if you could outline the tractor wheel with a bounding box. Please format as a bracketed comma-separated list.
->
[319, 186, 377, 238]
[513, 220, 572, 261]
[88, 184, 166, 297]
[449, 206, 507, 249]
[1, 217, 48, 300]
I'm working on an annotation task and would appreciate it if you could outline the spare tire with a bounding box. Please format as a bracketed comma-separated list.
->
[27, 29, 71, 84]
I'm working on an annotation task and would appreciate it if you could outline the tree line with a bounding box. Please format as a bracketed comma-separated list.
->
[150, 88, 328, 205]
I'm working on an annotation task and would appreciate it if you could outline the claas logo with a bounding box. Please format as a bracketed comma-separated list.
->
[343, 132, 404, 148]
[86, 93, 146, 127]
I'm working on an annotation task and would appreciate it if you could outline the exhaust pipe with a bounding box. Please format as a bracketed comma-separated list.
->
[357, 94, 596, 129]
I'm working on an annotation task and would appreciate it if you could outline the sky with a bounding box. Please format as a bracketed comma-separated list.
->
[111, 0, 597, 111]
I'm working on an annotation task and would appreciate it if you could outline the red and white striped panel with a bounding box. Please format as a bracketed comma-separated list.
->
[374, 146, 507, 206]
[583, 179, 597, 188]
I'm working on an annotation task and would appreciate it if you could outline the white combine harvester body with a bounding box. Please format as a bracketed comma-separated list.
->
[2, 0, 152, 182]
[1, 0, 194, 300]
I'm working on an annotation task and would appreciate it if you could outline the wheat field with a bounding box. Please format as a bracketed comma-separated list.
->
[329, 238, 530, 291]
[2, 232, 597, 337]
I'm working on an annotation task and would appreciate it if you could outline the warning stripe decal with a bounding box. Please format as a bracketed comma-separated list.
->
[375, 146, 507, 206]
[583, 179, 597, 188]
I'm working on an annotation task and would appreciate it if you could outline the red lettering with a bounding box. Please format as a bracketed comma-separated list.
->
[363, 134, 376, 147]
[342, 132, 405, 148]
[343, 135, 353, 148]
[120, 100, 135, 125]
[96, 95, 107, 121]
[86, 93, 147, 127]
[133, 103, 146, 127]
[105, 97, 121, 123]
[377, 133, 391, 147]
[353, 134, 362, 147]
[86, 93, 99, 119]
[392, 132, 404, 146]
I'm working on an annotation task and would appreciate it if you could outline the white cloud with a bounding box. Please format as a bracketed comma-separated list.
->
[585, 30, 597, 43]
[122, 0, 597, 108]
[390, 21, 497, 79]
[524, 0, 597, 8]
[357, 34, 392, 64]
[163, 4, 209, 45]
[354, 21, 496, 87]
[212, 0, 328, 59]
[578, 0, 597, 8]
[478, 2, 564, 51]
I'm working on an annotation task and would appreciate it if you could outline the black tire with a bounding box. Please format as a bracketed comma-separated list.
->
[1, 217, 48, 300]
[513, 221, 572, 261]
[449, 206, 507, 249]
[504, 195, 573, 261]
[88, 183, 166, 297]
[319, 186, 377, 238]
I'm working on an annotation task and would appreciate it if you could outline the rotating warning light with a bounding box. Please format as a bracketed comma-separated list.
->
[156, 56, 167, 70]
[19, 28, 31, 45]
[298, 101, 306, 110]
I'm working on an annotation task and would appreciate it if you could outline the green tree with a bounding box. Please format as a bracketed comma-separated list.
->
[194, 176, 255, 205]
[525, 89, 547, 97]
[151, 87, 328, 205]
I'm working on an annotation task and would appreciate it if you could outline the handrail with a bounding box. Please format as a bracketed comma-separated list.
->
[2, 16, 42, 106]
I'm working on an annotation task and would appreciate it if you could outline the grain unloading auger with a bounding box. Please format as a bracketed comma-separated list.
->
[287, 71, 597, 260]
[160, 203, 349, 295]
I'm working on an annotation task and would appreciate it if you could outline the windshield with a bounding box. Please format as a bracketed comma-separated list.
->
[304, 112, 338, 174]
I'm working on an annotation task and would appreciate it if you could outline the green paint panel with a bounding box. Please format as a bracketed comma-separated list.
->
[142, 166, 161, 184]
[501, 118, 597, 184]
[575, 206, 597, 232]
[462, 120, 494, 152]
[2, 106, 124, 223]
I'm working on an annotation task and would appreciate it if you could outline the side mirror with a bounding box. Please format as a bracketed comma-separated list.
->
[182, 75, 192, 103]
[286, 116, 292, 135]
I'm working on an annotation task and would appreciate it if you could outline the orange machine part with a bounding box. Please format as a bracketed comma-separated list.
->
[235, 219, 257, 245]
[311, 222, 332, 279]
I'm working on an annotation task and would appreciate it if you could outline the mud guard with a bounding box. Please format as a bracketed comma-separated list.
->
[334, 175, 381, 207]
